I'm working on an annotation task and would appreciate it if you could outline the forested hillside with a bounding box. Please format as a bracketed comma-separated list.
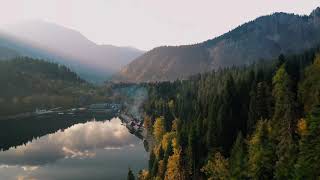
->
[0, 57, 107, 117]
[137, 48, 320, 179]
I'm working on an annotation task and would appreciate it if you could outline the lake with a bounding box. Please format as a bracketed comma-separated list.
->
[0, 115, 148, 180]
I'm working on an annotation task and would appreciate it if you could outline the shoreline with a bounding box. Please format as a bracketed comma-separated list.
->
[0, 112, 35, 121]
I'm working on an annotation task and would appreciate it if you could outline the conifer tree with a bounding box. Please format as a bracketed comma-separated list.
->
[248, 120, 275, 180]
[164, 138, 184, 180]
[153, 117, 166, 143]
[149, 151, 157, 177]
[128, 168, 135, 180]
[299, 54, 320, 112]
[229, 132, 247, 179]
[248, 82, 272, 132]
[294, 105, 320, 179]
[272, 65, 297, 179]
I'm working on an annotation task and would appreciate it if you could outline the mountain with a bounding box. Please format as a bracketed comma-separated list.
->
[114, 7, 320, 82]
[0, 20, 144, 83]
[0, 57, 82, 116]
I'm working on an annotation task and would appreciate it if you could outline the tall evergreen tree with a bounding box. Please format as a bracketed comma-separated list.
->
[229, 132, 247, 179]
[153, 117, 166, 143]
[294, 105, 320, 179]
[149, 151, 157, 177]
[248, 82, 272, 132]
[165, 138, 184, 180]
[299, 54, 320, 112]
[128, 168, 135, 180]
[248, 120, 275, 180]
[272, 65, 297, 179]
[256, 82, 272, 120]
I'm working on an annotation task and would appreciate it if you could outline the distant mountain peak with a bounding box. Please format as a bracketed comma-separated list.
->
[0, 20, 144, 83]
[310, 7, 320, 17]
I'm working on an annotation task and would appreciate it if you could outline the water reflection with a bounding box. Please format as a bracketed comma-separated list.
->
[0, 117, 147, 180]
[0, 113, 114, 151]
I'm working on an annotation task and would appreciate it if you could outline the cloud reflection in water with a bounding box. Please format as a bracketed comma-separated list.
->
[0, 117, 139, 166]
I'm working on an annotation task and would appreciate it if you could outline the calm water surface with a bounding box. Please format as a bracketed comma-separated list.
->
[0, 117, 147, 180]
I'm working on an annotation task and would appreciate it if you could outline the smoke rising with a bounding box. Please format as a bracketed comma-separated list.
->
[120, 85, 148, 120]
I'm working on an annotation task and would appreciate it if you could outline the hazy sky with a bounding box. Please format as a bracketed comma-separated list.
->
[0, 0, 319, 50]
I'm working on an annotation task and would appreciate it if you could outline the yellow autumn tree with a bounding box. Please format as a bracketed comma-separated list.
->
[171, 119, 178, 132]
[201, 152, 230, 180]
[144, 115, 152, 130]
[164, 138, 184, 180]
[161, 132, 175, 151]
[138, 169, 150, 180]
[153, 117, 166, 143]
[157, 160, 165, 178]
[297, 118, 307, 136]
[153, 144, 162, 159]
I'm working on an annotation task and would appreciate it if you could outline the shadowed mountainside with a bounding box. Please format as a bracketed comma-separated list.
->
[0, 20, 144, 83]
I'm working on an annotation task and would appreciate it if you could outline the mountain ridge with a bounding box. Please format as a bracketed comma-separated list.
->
[0, 20, 144, 83]
[114, 7, 320, 82]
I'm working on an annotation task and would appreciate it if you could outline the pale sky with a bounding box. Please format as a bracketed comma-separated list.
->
[0, 0, 319, 50]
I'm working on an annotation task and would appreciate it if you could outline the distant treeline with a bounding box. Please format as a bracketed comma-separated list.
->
[138, 48, 320, 179]
[0, 57, 108, 116]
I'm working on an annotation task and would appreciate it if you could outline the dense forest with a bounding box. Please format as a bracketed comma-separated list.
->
[0, 57, 108, 117]
[136, 48, 320, 179]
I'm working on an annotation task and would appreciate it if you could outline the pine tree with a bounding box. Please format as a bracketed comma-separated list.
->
[162, 139, 173, 179]
[160, 132, 175, 179]
[248, 87, 258, 132]
[164, 138, 184, 180]
[206, 97, 219, 148]
[218, 75, 237, 151]
[294, 105, 320, 179]
[248, 82, 272, 132]
[153, 117, 166, 143]
[272, 65, 297, 179]
[149, 151, 157, 177]
[272, 65, 295, 129]
[276, 54, 286, 68]
[229, 132, 247, 179]
[256, 82, 272, 120]
[248, 120, 275, 180]
[187, 127, 196, 176]
[128, 168, 135, 180]
[299, 54, 320, 112]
